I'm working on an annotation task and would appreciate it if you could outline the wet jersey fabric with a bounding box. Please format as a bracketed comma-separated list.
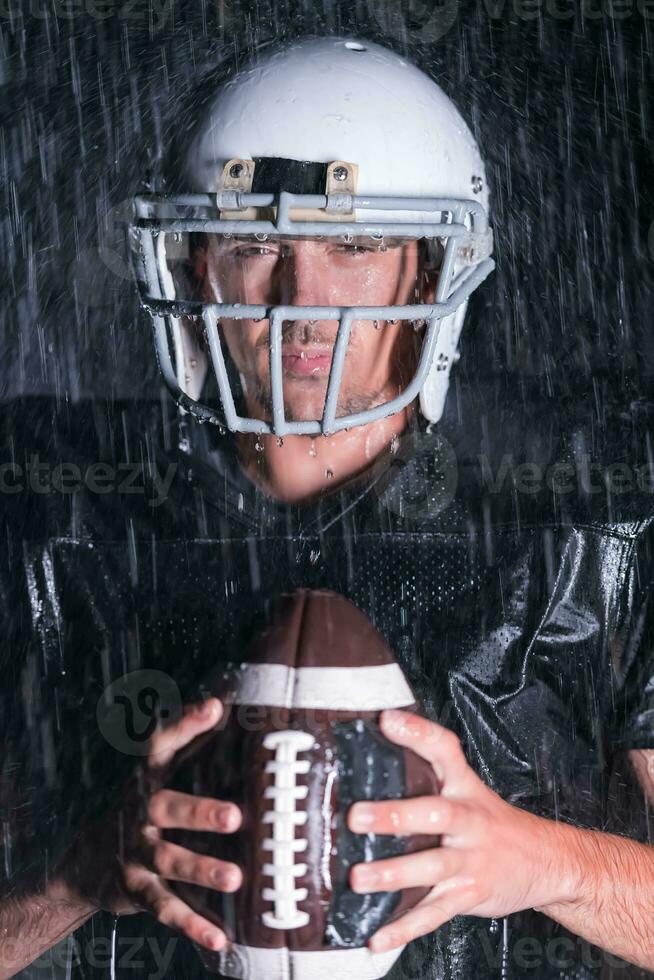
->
[1, 386, 654, 980]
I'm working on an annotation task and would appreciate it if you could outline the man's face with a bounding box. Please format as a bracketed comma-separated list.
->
[197, 233, 436, 423]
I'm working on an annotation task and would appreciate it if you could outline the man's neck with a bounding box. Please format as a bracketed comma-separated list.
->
[234, 405, 415, 505]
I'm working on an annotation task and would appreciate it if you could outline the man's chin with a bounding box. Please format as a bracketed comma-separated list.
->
[247, 376, 382, 424]
[248, 378, 324, 424]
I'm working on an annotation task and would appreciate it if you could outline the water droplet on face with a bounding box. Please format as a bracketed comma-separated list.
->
[325, 468, 334, 479]
[276, 436, 284, 447]
[254, 437, 264, 453]
[373, 320, 380, 330]
[309, 441, 317, 457]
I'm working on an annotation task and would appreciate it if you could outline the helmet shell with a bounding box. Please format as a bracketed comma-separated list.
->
[186, 36, 489, 220]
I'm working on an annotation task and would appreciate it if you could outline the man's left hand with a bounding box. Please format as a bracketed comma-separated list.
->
[347, 709, 577, 954]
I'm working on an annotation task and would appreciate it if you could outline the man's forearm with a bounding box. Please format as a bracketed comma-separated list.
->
[535, 821, 654, 971]
[0, 879, 96, 979]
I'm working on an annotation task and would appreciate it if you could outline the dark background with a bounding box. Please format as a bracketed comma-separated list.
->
[1, 0, 653, 408]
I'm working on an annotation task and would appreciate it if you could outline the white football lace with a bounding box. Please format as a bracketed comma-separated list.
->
[261, 729, 314, 930]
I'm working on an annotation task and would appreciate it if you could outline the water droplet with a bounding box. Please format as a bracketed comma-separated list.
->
[325, 468, 334, 479]
[373, 320, 380, 330]
[276, 436, 284, 448]
[254, 437, 264, 453]
[390, 434, 400, 455]
[309, 441, 317, 457]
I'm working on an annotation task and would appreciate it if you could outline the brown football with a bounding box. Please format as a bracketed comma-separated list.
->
[165, 589, 440, 980]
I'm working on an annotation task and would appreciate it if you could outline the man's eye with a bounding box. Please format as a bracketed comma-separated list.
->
[334, 243, 376, 255]
[232, 246, 278, 258]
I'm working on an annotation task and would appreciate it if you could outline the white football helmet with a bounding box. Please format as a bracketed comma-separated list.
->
[131, 36, 494, 437]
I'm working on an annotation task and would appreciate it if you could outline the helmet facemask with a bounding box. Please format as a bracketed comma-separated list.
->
[131, 156, 493, 436]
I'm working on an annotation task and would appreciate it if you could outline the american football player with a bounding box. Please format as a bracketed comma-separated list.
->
[1, 36, 653, 980]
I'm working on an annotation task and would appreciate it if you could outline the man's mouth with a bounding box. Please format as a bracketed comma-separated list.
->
[281, 347, 333, 377]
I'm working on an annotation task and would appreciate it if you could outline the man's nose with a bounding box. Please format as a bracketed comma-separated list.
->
[277, 244, 323, 307]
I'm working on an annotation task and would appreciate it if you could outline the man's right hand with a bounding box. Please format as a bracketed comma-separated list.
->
[59, 696, 240, 954]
